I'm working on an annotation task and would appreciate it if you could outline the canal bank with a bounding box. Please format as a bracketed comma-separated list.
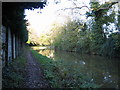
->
[31, 46, 120, 88]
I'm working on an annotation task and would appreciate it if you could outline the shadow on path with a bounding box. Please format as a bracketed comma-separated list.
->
[25, 51, 50, 88]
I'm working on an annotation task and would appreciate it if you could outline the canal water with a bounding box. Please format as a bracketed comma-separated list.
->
[33, 47, 120, 88]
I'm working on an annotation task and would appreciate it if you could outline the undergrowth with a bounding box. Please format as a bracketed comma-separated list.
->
[31, 49, 101, 88]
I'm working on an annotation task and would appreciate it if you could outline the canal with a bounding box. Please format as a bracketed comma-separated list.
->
[32, 46, 120, 88]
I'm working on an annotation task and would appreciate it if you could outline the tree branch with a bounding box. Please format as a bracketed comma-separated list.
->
[57, 2, 118, 16]
[58, 5, 91, 11]
[93, 2, 118, 17]
[95, 2, 118, 12]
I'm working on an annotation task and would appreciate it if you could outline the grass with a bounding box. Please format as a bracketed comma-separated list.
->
[31, 49, 102, 88]
[31, 49, 61, 87]
[2, 48, 27, 88]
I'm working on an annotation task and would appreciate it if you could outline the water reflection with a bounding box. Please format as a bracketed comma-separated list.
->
[38, 49, 55, 59]
[34, 47, 120, 88]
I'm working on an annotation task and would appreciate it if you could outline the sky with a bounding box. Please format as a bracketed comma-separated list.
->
[24, 0, 90, 36]
[24, 0, 119, 36]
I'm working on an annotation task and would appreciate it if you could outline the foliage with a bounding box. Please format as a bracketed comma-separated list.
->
[39, 34, 52, 46]
[27, 27, 52, 45]
[76, 27, 91, 53]
[87, 2, 116, 53]
[50, 1, 119, 58]
[51, 20, 82, 51]
[46, 1, 119, 58]
[27, 27, 40, 45]
[25, 1, 120, 58]
[100, 33, 120, 58]
[31, 49, 101, 88]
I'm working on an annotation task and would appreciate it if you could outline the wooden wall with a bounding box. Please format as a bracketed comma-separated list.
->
[2, 25, 23, 67]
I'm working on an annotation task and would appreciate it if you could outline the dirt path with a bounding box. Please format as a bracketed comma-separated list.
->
[25, 51, 50, 88]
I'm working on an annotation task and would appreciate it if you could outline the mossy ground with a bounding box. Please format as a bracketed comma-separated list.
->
[2, 49, 27, 88]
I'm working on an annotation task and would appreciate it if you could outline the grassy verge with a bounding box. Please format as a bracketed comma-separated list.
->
[2, 48, 27, 88]
[31, 49, 102, 88]
[31, 49, 61, 87]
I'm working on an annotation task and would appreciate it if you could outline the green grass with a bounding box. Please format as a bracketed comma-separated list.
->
[31, 49, 61, 87]
[2, 50, 27, 88]
[31, 49, 102, 88]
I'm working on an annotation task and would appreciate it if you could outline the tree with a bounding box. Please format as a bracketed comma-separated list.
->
[86, 1, 118, 54]
[50, 19, 83, 51]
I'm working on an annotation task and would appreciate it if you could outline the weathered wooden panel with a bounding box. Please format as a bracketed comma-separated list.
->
[8, 28, 12, 62]
[1, 25, 6, 66]
[13, 34, 16, 59]
[15, 36, 19, 57]
[0, 25, 2, 90]
[2, 25, 25, 67]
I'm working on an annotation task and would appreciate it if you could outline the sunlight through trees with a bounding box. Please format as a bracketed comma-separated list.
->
[25, 0, 120, 58]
